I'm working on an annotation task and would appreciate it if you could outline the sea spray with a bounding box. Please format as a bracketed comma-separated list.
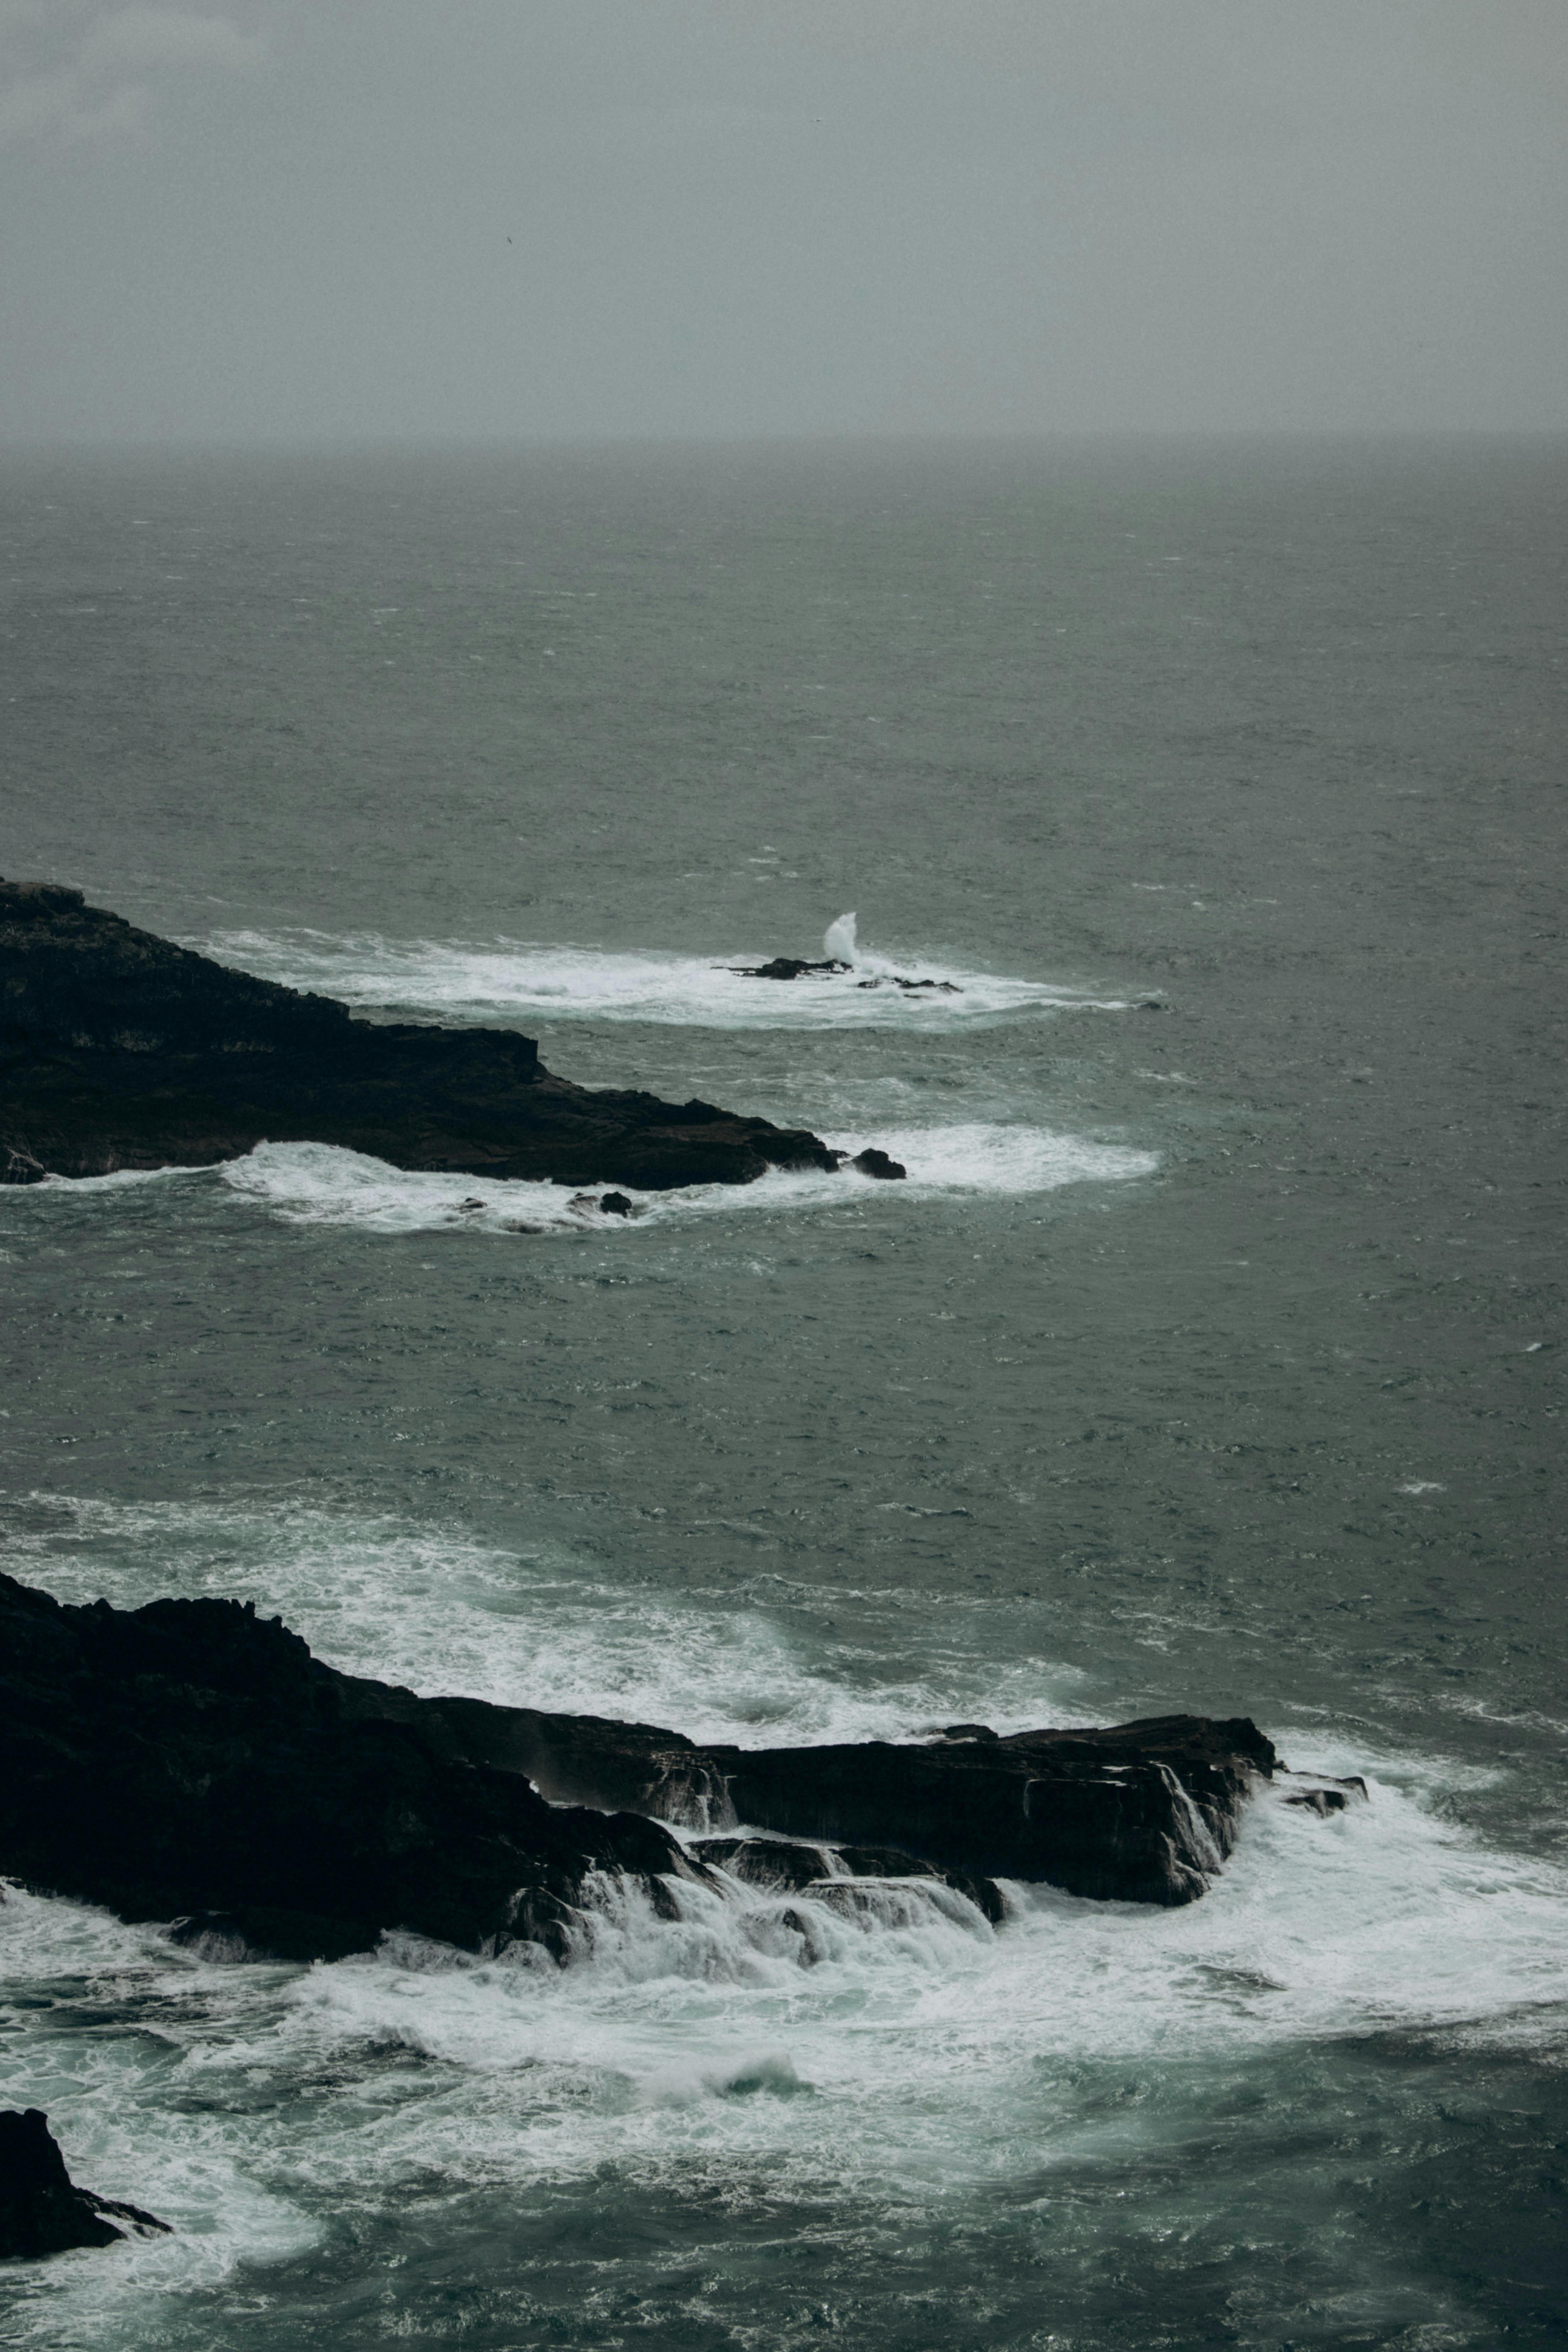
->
[823, 911, 859, 964]
[195, 928, 1128, 1029]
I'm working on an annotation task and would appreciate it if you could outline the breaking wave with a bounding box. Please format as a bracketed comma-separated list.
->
[0, 1494, 1095, 1746]
[196, 926, 1134, 1031]
[6, 1496, 1568, 2342]
[209, 1125, 1157, 1237]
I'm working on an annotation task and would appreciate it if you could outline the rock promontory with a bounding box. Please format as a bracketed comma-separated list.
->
[0, 1571, 1307, 1969]
[0, 880, 839, 1189]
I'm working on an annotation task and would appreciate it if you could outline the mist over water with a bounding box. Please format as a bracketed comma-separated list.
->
[2, 437, 1565, 2348]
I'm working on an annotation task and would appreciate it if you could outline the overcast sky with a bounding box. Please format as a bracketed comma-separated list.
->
[2, 0, 1564, 444]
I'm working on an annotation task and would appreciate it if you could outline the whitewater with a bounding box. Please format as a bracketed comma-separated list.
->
[2, 435, 1564, 2350]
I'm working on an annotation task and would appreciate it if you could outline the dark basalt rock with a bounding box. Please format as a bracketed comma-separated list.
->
[438, 1695, 1273, 1914]
[1280, 1774, 1368, 1816]
[0, 2109, 169, 2260]
[1, 1570, 1295, 1957]
[0, 1573, 711, 1964]
[0, 880, 839, 1190]
[854, 976, 961, 994]
[690, 1837, 1007, 1928]
[164, 1908, 377, 1963]
[725, 958, 958, 994]
[851, 1147, 907, 1180]
[693, 1836, 834, 1893]
[702, 1718, 1281, 1906]
[725, 956, 852, 980]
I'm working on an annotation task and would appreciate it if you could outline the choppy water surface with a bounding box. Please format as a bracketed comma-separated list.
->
[1, 439, 1564, 2348]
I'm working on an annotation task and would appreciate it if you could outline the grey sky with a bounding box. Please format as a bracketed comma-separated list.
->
[2, 0, 1564, 443]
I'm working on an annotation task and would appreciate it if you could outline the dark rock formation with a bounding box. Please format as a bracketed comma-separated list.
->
[0, 1572, 711, 1964]
[692, 1835, 834, 1893]
[691, 1836, 1008, 1925]
[477, 1706, 1276, 1906]
[722, 956, 960, 995]
[0, 2110, 169, 2260]
[725, 957, 851, 980]
[0, 880, 839, 1190]
[1, 1570, 1292, 1963]
[704, 1719, 1279, 1905]
[1280, 1774, 1368, 1816]
[854, 976, 961, 994]
[850, 1147, 907, 1180]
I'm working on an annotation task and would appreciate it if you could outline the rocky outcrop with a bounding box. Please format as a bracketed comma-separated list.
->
[690, 1835, 1009, 1925]
[850, 1147, 907, 1179]
[0, 1572, 710, 1964]
[705, 1719, 1277, 1905]
[0, 2110, 168, 2260]
[724, 956, 961, 996]
[0, 881, 839, 1189]
[423, 1693, 1278, 1906]
[725, 956, 851, 980]
[854, 976, 960, 993]
[0, 1570, 1293, 1963]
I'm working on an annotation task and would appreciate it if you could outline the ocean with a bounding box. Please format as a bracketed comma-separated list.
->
[1, 435, 1564, 2348]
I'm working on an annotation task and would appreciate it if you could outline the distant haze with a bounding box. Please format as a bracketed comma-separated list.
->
[2, 0, 1565, 444]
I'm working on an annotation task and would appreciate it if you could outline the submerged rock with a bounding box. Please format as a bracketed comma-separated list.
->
[0, 880, 839, 1191]
[0, 2110, 169, 2260]
[854, 976, 961, 994]
[1280, 1774, 1368, 1816]
[850, 1147, 907, 1179]
[685, 1836, 1004, 1922]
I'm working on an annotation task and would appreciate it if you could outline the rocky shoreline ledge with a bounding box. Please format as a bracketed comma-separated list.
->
[0, 2110, 168, 2261]
[0, 879, 845, 1190]
[1, 1570, 1330, 1978]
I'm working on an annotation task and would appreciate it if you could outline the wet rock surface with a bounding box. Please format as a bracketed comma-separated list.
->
[1, 1572, 1290, 1960]
[725, 956, 852, 980]
[0, 880, 839, 1190]
[854, 976, 961, 993]
[0, 1572, 709, 1965]
[705, 1718, 1281, 1905]
[0, 2109, 169, 2260]
[691, 1836, 1009, 1924]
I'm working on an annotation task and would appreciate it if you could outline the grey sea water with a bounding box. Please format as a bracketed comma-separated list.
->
[1, 437, 1564, 2350]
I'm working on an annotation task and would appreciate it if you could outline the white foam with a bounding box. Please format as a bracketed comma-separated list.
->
[210, 1126, 1155, 1238]
[6, 1500, 1568, 2324]
[6, 1495, 1092, 1746]
[12, 1495, 1568, 2066]
[197, 927, 1130, 1030]
[7, 1747, 1564, 2238]
[36, 1164, 197, 1191]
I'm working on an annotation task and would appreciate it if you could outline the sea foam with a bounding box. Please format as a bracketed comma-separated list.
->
[6, 1497, 1567, 2339]
[196, 927, 1131, 1031]
[2, 1495, 1095, 1747]
[210, 1124, 1157, 1238]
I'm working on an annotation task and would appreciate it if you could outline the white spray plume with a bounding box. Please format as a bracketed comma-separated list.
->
[823, 912, 858, 964]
